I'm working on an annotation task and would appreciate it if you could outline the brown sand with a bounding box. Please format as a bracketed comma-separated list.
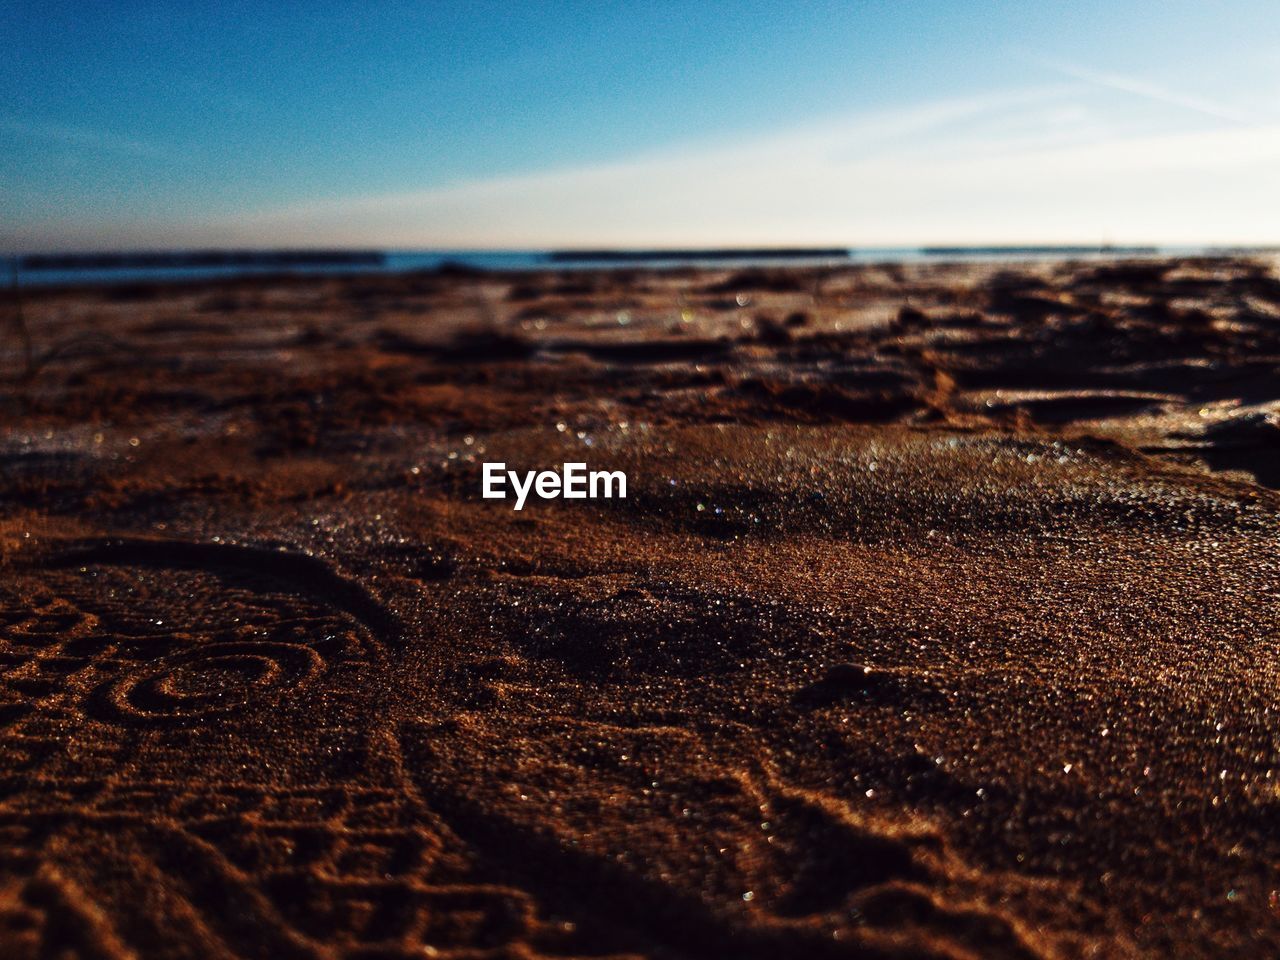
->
[2, 257, 1280, 958]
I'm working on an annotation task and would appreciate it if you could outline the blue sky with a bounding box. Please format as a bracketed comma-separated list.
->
[2, 1, 1278, 250]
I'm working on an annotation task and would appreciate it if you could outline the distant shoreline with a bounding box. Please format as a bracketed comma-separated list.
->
[10, 246, 1277, 289]
[17, 250, 386, 271]
[546, 247, 851, 262]
[920, 245, 1159, 256]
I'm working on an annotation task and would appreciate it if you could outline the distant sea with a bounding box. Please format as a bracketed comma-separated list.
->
[10, 246, 1274, 288]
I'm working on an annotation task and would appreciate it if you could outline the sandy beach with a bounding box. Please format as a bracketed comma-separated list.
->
[3, 256, 1280, 958]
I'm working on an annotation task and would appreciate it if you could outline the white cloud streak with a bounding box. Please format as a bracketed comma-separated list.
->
[1026, 55, 1256, 126]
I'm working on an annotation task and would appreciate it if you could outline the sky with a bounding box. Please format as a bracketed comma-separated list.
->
[2, 1, 1278, 252]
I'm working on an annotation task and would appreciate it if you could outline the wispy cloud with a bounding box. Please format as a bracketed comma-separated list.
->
[8, 85, 1279, 251]
[1021, 54, 1256, 126]
[0, 116, 174, 160]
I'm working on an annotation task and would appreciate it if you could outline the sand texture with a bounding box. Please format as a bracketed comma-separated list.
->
[3, 257, 1280, 958]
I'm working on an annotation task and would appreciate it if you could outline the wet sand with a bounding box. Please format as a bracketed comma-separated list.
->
[3, 257, 1280, 958]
